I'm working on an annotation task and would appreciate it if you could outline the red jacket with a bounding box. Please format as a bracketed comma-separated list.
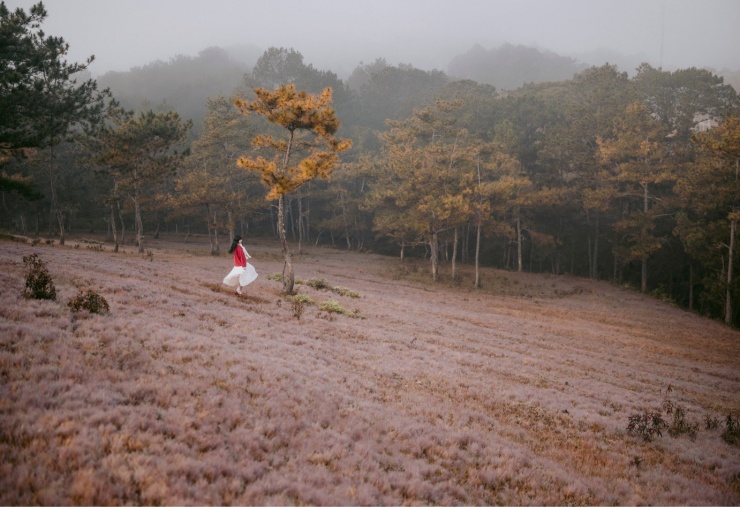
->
[233, 245, 247, 267]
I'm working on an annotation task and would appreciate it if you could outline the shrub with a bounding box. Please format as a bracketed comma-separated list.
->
[705, 414, 720, 430]
[319, 299, 364, 319]
[667, 404, 698, 440]
[307, 278, 331, 290]
[68, 289, 110, 314]
[627, 410, 668, 442]
[722, 413, 739, 446]
[289, 294, 313, 320]
[332, 286, 360, 298]
[22, 253, 57, 300]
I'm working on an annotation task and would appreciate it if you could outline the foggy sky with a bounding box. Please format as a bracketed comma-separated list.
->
[5, 0, 740, 77]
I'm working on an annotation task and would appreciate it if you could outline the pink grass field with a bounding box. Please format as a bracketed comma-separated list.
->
[1, 234, 738, 505]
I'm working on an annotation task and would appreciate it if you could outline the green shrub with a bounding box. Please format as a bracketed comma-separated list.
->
[288, 294, 313, 320]
[319, 299, 364, 319]
[22, 253, 56, 300]
[68, 289, 110, 314]
[627, 410, 667, 442]
[332, 286, 360, 298]
[307, 278, 331, 290]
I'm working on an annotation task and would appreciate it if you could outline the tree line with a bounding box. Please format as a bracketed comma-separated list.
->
[2, 3, 740, 325]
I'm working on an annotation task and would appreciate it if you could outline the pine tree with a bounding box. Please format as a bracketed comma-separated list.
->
[234, 84, 351, 294]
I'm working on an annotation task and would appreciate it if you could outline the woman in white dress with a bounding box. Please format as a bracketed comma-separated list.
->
[223, 235, 258, 295]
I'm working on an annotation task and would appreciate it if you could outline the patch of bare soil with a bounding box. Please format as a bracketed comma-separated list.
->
[1, 234, 738, 505]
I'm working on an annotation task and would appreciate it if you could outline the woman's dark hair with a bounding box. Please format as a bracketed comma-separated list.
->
[228, 236, 242, 254]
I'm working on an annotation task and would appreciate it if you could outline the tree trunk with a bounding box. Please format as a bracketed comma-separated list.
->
[475, 214, 482, 288]
[726, 218, 735, 325]
[132, 168, 144, 253]
[207, 203, 219, 256]
[590, 212, 600, 280]
[451, 227, 458, 281]
[340, 191, 351, 250]
[431, 230, 439, 282]
[48, 155, 65, 245]
[117, 196, 126, 248]
[297, 195, 303, 254]
[641, 183, 649, 293]
[278, 193, 295, 294]
[689, 263, 694, 311]
[279, 130, 296, 294]
[110, 200, 119, 253]
[515, 210, 523, 273]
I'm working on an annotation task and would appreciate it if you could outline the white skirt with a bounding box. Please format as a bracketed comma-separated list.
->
[223, 263, 258, 287]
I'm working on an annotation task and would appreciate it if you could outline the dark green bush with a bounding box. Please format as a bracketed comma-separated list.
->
[22, 253, 56, 300]
[627, 410, 667, 442]
[68, 289, 110, 314]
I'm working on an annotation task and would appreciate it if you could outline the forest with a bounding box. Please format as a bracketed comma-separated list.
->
[3, 3, 740, 326]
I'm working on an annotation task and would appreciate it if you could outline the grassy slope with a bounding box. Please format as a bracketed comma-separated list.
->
[1, 235, 738, 505]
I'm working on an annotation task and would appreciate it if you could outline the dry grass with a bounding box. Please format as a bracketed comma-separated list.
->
[0, 234, 738, 505]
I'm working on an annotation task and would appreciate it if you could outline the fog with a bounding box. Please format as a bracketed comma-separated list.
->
[5, 0, 740, 77]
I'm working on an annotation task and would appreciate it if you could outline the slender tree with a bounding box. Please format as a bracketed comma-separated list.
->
[96, 109, 191, 253]
[234, 84, 351, 294]
[597, 101, 672, 293]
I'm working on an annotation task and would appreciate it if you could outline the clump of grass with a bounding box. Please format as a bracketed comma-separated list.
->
[332, 286, 360, 298]
[320, 299, 364, 319]
[68, 289, 110, 314]
[22, 253, 57, 300]
[307, 278, 331, 291]
[268, 273, 362, 298]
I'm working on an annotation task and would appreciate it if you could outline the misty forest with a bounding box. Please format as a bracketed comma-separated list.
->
[2, 2, 740, 505]
[3, 3, 740, 325]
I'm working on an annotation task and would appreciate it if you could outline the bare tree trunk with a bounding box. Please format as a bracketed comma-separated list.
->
[451, 227, 458, 281]
[688, 263, 694, 311]
[207, 203, 219, 256]
[297, 195, 303, 254]
[431, 230, 439, 282]
[228, 210, 234, 245]
[515, 209, 523, 273]
[279, 130, 296, 294]
[475, 215, 482, 288]
[590, 212, 600, 280]
[726, 218, 735, 325]
[48, 147, 65, 245]
[641, 184, 649, 293]
[279, 193, 295, 294]
[117, 197, 125, 248]
[110, 199, 119, 253]
[340, 191, 351, 250]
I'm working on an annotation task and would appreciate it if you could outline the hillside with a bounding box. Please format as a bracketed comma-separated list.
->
[1, 235, 738, 505]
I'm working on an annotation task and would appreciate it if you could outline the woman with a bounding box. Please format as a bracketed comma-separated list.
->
[222, 235, 258, 295]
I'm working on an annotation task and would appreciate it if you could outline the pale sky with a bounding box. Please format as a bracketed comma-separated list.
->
[5, 0, 740, 77]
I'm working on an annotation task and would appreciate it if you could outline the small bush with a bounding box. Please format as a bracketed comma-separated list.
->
[667, 404, 698, 440]
[320, 299, 345, 314]
[22, 253, 57, 300]
[705, 414, 720, 430]
[332, 286, 360, 298]
[288, 294, 313, 320]
[68, 289, 110, 314]
[627, 410, 668, 442]
[307, 278, 331, 291]
[319, 299, 364, 319]
[722, 413, 740, 446]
